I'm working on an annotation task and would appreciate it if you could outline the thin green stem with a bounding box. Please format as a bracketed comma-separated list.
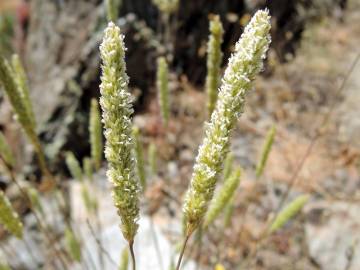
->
[129, 241, 136, 270]
[175, 233, 191, 270]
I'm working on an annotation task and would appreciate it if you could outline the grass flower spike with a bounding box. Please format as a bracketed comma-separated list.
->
[81, 184, 98, 213]
[0, 56, 51, 183]
[255, 125, 276, 178]
[222, 152, 234, 181]
[203, 168, 241, 229]
[157, 57, 170, 126]
[269, 194, 309, 233]
[83, 157, 93, 181]
[89, 98, 103, 170]
[223, 196, 235, 227]
[132, 127, 146, 191]
[206, 15, 224, 116]
[99, 22, 140, 245]
[65, 152, 83, 182]
[0, 131, 15, 168]
[152, 0, 179, 14]
[65, 227, 82, 262]
[11, 54, 36, 128]
[106, 0, 121, 22]
[183, 10, 271, 236]
[27, 187, 44, 214]
[0, 56, 37, 147]
[0, 190, 23, 238]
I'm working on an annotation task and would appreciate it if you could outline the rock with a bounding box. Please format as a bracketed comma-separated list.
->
[305, 201, 360, 270]
[69, 176, 196, 270]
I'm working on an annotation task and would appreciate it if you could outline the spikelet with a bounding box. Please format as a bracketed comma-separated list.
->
[156, 57, 170, 126]
[183, 10, 271, 235]
[89, 98, 103, 170]
[132, 127, 146, 191]
[65, 227, 82, 262]
[255, 125, 276, 178]
[81, 184, 98, 214]
[11, 54, 36, 128]
[203, 168, 241, 229]
[148, 142, 157, 176]
[269, 194, 309, 233]
[152, 0, 179, 14]
[65, 152, 83, 182]
[0, 131, 15, 168]
[0, 56, 37, 146]
[99, 22, 140, 243]
[206, 15, 224, 116]
[223, 195, 235, 228]
[0, 190, 23, 238]
[222, 152, 234, 181]
[119, 247, 129, 270]
[83, 157, 93, 182]
[27, 187, 44, 214]
[106, 0, 122, 22]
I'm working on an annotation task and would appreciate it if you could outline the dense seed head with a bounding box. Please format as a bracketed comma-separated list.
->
[183, 10, 271, 235]
[99, 22, 140, 243]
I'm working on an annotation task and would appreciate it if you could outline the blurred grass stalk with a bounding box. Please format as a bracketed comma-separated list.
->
[269, 194, 309, 234]
[205, 15, 224, 117]
[0, 55, 53, 186]
[132, 127, 146, 191]
[105, 0, 122, 22]
[255, 125, 276, 179]
[156, 56, 170, 126]
[89, 98, 103, 171]
[203, 168, 241, 230]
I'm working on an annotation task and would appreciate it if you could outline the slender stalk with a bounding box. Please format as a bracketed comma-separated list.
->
[129, 241, 136, 270]
[175, 233, 190, 270]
